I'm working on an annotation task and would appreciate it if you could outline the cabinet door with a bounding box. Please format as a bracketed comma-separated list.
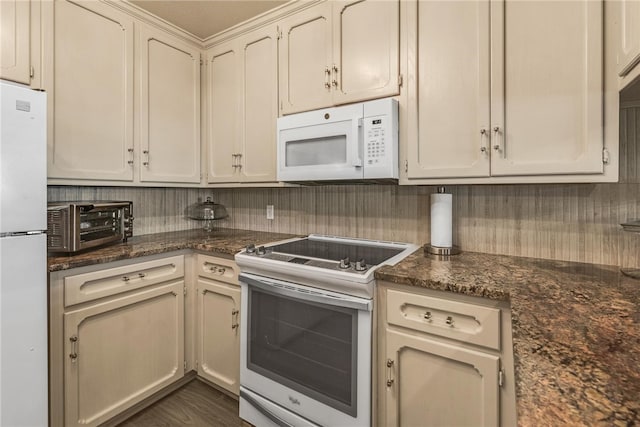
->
[63, 282, 184, 427]
[384, 329, 500, 427]
[239, 25, 278, 183]
[406, 0, 491, 179]
[197, 278, 240, 395]
[332, 0, 400, 105]
[278, 2, 332, 114]
[207, 42, 241, 183]
[45, 0, 134, 181]
[618, 0, 640, 77]
[490, 0, 603, 176]
[0, 0, 31, 84]
[139, 26, 201, 183]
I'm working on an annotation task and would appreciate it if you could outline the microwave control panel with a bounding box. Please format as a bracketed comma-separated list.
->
[363, 98, 398, 179]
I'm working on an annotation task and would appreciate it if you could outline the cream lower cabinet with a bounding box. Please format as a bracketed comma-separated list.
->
[195, 254, 241, 394]
[50, 254, 186, 427]
[377, 284, 516, 427]
[206, 24, 278, 184]
[278, 0, 399, 115]
[404, 0, 606, 183]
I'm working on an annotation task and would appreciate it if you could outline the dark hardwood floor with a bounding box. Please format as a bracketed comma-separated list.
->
[118, 380, 242, 427]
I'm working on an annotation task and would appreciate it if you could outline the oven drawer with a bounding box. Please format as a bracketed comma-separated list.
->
[197, 254, 239, 285]
[64, 255, 184, 307]
[386, 289, 501, 350]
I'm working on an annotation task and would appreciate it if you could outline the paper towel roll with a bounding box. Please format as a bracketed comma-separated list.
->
[430, 192, 452, 248]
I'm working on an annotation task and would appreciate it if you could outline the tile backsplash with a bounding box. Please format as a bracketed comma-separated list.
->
[47, 106, 640, 267]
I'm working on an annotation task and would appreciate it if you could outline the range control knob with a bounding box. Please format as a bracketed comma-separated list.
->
[339, 257, 351, 269]
[245, 244, 256, 254]
[256, 246, 266, 256]
[355, 259, 367, 272]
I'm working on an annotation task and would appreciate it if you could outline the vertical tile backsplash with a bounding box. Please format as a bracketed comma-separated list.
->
[47, 106, 640, 268]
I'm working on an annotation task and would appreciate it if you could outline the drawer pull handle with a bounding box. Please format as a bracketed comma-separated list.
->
[446, 316, 454, 327]
[69, 336, 78, 362]
[424, 311, 432, 321]
[138, 273, 146, 278]
[386, 359, 395, 387]
[218, 268, 226, 274]
[122, 276, 130, 282]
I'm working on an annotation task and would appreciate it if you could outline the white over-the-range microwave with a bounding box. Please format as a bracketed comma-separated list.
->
[277, 98, 398, 183]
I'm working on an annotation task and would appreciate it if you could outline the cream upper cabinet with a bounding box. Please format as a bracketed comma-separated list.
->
[406, 0, 491, 179]
[618, 0, 640, 78]
[279, 0, 399, 115]
[0, 0, 31, 84]
[278, 2, 332, 115]
[196, 255, 241, 395]
[490, 0, 603, 176]
[44, 0, 134, 181]
[206, 42, 239, 183]
[405, 0, 605, 183]
[206, 24, 278, 184]
[332, 0, 399, 105]
[138, 25, 201, 184]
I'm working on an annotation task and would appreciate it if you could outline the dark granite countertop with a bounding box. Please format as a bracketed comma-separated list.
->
[375, 251, 640, 426]
[48, 228, 297, 272]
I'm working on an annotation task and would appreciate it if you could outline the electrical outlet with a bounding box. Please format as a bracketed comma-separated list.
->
[266, 205, 274, 220]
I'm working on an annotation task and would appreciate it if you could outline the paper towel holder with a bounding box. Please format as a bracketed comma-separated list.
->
[425, 187, 461, 257]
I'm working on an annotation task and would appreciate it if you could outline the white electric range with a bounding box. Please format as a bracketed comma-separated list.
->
[235, 235, 418, 427]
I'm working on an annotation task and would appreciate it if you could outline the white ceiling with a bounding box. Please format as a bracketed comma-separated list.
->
[129, 0, 288, 40]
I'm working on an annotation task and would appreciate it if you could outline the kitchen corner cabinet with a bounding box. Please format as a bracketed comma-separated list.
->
[404, 0, 604, 182]
[44, 0, 135, 182]
[278, 0, 399, 115]
[49, 255, 186, 427]
[195, 255, 241, 394]
[206, 24, 278, 184]
[376, 283, 516, 427]
[138, 25, 201, 184]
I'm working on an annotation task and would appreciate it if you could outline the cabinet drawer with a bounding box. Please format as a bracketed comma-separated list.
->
[64, 255, 184, 307]
[197, 254, 239, 285]
[386, 289, 501, 350]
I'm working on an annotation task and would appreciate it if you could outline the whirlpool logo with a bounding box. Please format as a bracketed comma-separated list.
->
[288, 395, 301, 406]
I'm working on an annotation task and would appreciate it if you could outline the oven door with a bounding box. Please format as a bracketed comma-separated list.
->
[239, 273, 372, 427]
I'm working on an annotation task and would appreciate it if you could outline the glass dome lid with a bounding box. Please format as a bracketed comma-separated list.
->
[187, 197, 228, 221]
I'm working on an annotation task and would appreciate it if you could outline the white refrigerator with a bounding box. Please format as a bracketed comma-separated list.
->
[0, 80, 48, 426]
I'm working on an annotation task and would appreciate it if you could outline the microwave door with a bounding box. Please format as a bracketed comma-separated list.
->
[278, 120, 364, 182]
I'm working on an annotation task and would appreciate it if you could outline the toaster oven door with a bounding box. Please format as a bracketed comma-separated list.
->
[75, 204, 126, 251]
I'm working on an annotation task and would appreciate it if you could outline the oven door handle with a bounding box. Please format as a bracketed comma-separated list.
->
[240, 273, 372, 312]
[240, 389, 295, 427]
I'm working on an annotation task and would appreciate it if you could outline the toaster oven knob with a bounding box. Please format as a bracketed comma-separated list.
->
[256, 246, 266, 256]
[355, 259, 367, 272]
[339, 257, 351, 269]
[245, 244, 256, 254]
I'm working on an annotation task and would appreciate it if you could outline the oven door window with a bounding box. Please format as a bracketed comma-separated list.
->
[247, 287, 358, 417]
